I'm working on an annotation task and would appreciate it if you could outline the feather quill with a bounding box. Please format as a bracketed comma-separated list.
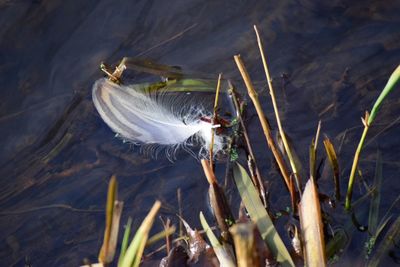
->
[92, 78, 225, 158]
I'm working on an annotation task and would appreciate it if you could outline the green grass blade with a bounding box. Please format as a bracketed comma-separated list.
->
[118, 217, 132, 267]
[233, 163, 294, 266]
[326, 228, 348, 261]
[346, 65, 400, 210]
[368, 65, 400, 125]
[146, 225, 176, 247]
[367, 216, 400, 267]
[199, 212, 236, 267]
[120, 201, 161, 267]
[368, 150, 383, 236]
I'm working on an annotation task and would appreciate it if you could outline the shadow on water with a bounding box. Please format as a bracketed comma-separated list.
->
[0, 0, 400, 265]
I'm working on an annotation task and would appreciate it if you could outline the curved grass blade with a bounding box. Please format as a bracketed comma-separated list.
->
[120, 200, 161, 267]
[199, 212, 236, 267]
[368, 150, 383, 236]
[146, 225, 176, 247]
[118, 217, 133, 267]
[142, 78, 224, 94]
[367, 216, 400, 267]
[123, 57, 185, 80]
[368, 65, 400, 125]
[119, 78, 220, 95]
[326, 228, 348, 262]
[233, 163, 294, 266]
[323, 137, 340, 200]
[99, 175, 123, 264]
[122, 57, 217, 81]
[346, 65, 400, 210]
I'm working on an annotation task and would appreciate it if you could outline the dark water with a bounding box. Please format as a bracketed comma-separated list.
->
[0, 0, 399, 266]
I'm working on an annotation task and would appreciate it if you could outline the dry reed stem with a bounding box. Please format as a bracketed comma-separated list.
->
[100, 58, 127, 84]
[254, 25, 302, 190]
[234, 54, 290, 189]
[177, 188, 183, 237]
[310, 120, 321, 181]
[201, 159, 217, 185]
[99, 175, 118, 263]
[210, 73, 223, 166]
[314, 120, 322, 151]
[230, 223, 259, 267]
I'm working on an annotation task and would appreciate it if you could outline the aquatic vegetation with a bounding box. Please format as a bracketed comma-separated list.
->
[82, 176, 166, 267]
[84, 25, 400, 267]
[345, 65, 400, 210]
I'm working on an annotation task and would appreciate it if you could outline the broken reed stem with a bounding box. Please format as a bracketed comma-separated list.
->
[314, 120, 322, 151]
[310, 121, 321, 180]
[100, 58, 127, 84]
[254, 25, 302, 190]
[201, 159, 218, 185]
[234, 54, 291, 189]
[230, 85, 268, 206]
[210, 73, 223, 167]
[230, 223, 259, 267]
[177, 188, 183, 237]
[99, 175, 118, 263]
[345, 115, 370, 210]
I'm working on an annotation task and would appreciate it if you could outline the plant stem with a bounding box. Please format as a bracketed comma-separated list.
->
[234, 54, 291, 189]
[209, 73, 222, 167]
[345, 123, 369, 210]
[254, 25, 302, 191]
[346, 65, 400, 210]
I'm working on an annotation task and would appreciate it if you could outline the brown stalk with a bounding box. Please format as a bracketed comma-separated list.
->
[289, 175, 297, 214]
[234, 55, 291, 189]
[314, 120, 322, 151]
[254, 25, 302, 191]
[201, 160, 235, 244]
[230, 223, 260, 267]
[177, 188, 183, 237]
[100, 58, 127, 84]
[323, 137, 341, 200]
[209, 73, 223, 167]
[310, 121, 321, 181]
[201, 159, 217, 185]
[98, 175, 123, 264]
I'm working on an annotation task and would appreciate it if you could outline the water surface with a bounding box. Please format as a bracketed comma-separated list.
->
[0, 0, 399, 266]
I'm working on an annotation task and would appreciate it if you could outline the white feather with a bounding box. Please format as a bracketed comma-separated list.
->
[92, 78, 225, 157]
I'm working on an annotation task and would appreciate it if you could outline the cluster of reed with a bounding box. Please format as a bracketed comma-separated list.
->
[83, 26, 400, 267]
